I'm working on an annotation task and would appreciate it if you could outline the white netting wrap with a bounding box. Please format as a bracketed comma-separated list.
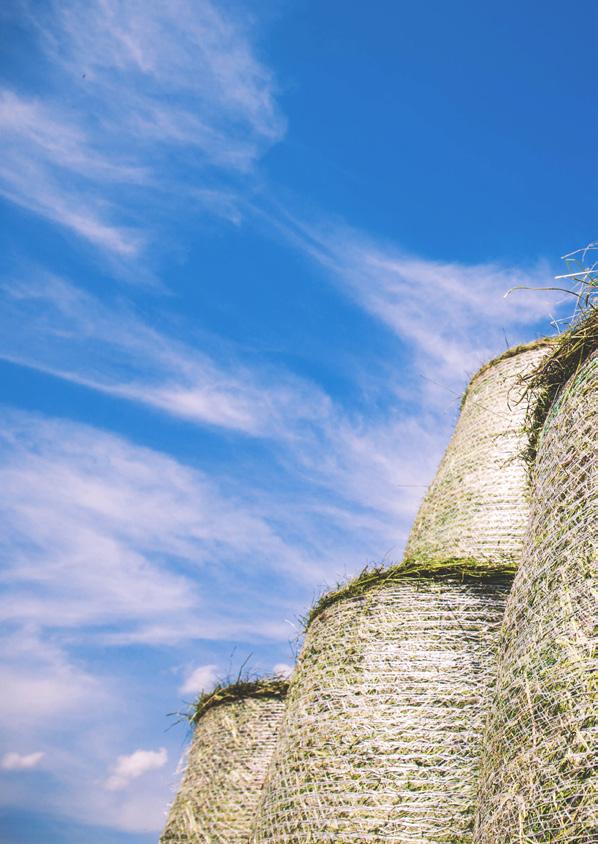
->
[405, 342, 551, 570]
[474, 350, 597, 843]
[252, 574, 511, 843]
[161, 694, 286, 844]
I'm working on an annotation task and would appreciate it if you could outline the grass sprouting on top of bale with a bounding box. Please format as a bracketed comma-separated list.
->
[305, 557, 515, 628]
[513, 242, 598, 465]
[459, 336, 557, 410]
[523, 307, 598, 464]
[189, 677, 289, 725]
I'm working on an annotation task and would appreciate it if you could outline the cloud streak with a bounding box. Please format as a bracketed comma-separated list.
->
[262, 208, 561, 399]
[0, 0, 284, 255]
[0, 408, 334, 645]
[0, 273, 330, 437]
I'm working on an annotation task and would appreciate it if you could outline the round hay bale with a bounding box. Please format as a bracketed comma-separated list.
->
[161, 680, 288, 844]
[473, 328, 597, 842]
[405, 339, 553, 571]
[252, 567, 511, 843]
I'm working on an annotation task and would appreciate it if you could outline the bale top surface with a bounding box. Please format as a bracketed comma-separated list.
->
[190, 678, 289, 724]
[306, 559, 514, 628]
[460, 335, 556, 409]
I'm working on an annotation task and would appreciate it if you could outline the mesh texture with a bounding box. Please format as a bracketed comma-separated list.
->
[252, 575, 511, 843]
[473, 351, 597, 843]
[161, 695, 286, 844]
[405, 343, 550, 569]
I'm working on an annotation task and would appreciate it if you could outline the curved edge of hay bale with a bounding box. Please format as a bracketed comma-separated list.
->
[254, 565, 513, 843]
[473, 324, 597, 843]
[161, 678, 288, 844]
[404, 338, 554, 570]
[306, 558, 514, 629]
[460, 336, 556, 409]
[190, 677, 289, 724]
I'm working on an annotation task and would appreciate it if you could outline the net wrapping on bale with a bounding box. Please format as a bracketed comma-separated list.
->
[405, 341, 553, 570]
[474, 324, 597, 843]
[252, 569, 511, 843]
[161, 680, 287, 844]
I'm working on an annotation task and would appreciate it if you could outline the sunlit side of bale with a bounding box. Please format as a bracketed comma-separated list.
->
[252, 572, 511, 843]
[161, 687, 286, 844]
[405, 340, 552, 571]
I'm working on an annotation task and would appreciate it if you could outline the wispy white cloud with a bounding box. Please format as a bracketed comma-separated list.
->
[0, 273, 330, 436]
[43, 0, 284, 153]
[0, 91, 144, 256]
[1, 751, 45, 771]
[179, 664, 219, 696]
[0, 399, 444, 660]
[105, 748, 167, 792]
[0, 408, 334, 644]
[273, 662, 293, 678]
[0, 269, 456, 586]
[0, 0, 284, 254]
[0, 627, 105, 742]
[263, 209, 560, 400]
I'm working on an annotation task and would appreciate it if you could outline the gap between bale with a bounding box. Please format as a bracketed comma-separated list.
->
[522, 307, 598, 465]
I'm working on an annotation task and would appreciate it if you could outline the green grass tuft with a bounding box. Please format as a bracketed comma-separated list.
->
[305, 557, 515, 629]
[190, 678, 289, 725]
[523, 307, 598, 465]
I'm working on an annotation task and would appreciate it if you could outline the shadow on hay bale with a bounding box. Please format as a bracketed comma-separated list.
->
[474, 315, 597, 843]
[405, 338, 554, 571]
[161, 679, 288, 844]
[251, 566, 511, 843]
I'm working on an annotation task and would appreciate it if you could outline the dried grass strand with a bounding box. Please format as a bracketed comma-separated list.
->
[473, 345, 597, 843]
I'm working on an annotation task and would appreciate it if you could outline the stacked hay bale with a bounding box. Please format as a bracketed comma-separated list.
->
[252, 566, 511, 843]
[474, 313, 597, 843]
[161, 679, 288, 844]
[252, 340, 549, 843]
[405, 339, 553, 569]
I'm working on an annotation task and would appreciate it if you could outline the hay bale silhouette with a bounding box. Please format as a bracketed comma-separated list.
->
[161, 680, 287, 844]
[405, 339, 553, 571]
[474, 318, 597, 843]
[252, 566, 511, 843]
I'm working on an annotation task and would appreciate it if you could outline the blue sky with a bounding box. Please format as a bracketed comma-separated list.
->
[0, 1, 595, 841]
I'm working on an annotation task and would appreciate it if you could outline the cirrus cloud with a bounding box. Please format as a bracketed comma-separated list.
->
[0, 0, 285, 258]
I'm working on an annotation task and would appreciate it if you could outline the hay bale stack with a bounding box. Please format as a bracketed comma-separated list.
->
[252, 566, 511, 843]
[161, 680, 288, 844]
[405, 339, 553, 571]
[474, 319, 597, 843]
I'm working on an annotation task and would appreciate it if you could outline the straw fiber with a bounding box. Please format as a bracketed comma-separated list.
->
[161, 686, 286, 844]
[252, 572, 511, 843]
[474, 349, 597, 843]
[405, 341, 552, 571]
